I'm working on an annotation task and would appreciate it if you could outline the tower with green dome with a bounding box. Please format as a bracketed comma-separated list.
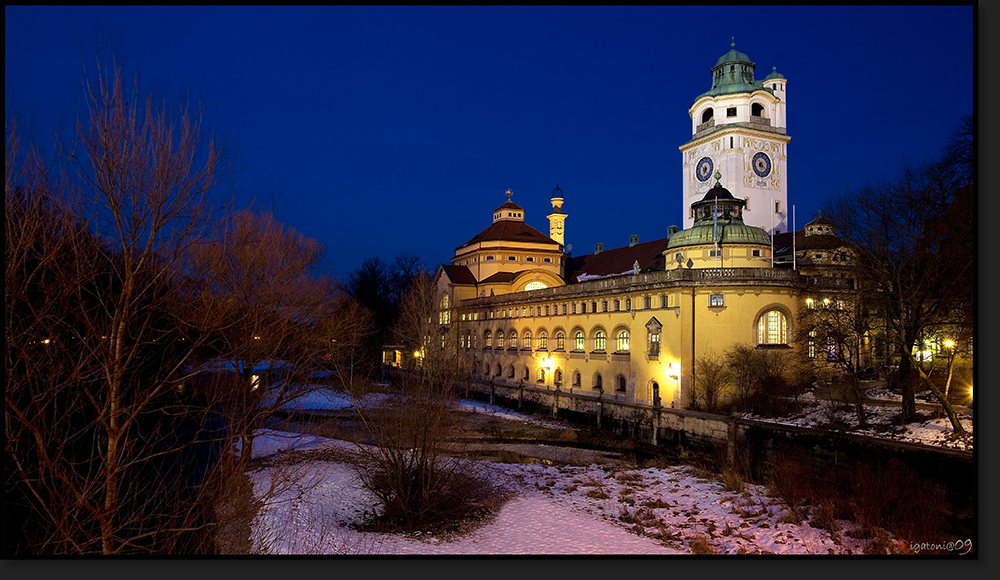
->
[679, 42, 790, 237]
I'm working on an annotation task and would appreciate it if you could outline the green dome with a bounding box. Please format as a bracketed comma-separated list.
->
[696, 42, 773, 100]
[764, 66, 785, 80]
[715, 44, 752, 67]
[667, 222, 771, 249]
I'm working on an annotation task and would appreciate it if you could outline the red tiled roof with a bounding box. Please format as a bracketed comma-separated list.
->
[480, 271, 518, 283]
[441, 264, 477, 285]
[565, 238, 670, 282]
[458, 220, 557, 250]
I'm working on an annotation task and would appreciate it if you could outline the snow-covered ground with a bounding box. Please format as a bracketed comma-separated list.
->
[236, 385, 974, 556]
[741, 389, 974, 451]
[245, 429, 878, 555]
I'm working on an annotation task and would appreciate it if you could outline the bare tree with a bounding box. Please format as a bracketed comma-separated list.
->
[725, 344, 792, 416]
[348, 273, 490, 532]
[6, 65, 231, 554]
[188, 209, 334, 469]
[692, 351, 731, 412]
[823, 117, 972, 431]
[798, 293, 872, 428]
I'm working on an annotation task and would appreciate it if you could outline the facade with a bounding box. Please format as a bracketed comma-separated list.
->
[421, 44, 853, 409]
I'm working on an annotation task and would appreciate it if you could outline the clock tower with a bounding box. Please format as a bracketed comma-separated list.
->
[547, 184, 567, 247]
[679, 43, 790, 235]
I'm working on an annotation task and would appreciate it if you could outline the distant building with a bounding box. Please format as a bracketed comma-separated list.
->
[422, 44, 854, 409]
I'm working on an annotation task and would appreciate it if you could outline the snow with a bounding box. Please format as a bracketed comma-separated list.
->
[234, 384, 973, 555]
[741, 389, 974, 451]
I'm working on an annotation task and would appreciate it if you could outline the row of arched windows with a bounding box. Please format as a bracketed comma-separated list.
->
[480, 328, 631, 353]
[473, 308, 789, 350]
[476, 361, 630, 392]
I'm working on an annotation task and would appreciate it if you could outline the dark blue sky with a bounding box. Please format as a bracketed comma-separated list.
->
[5, 6, 975, 282]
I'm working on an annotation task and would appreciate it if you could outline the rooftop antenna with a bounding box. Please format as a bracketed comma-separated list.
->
[792, 205, 797, 270]
[770, 197, 774, 267]
[713, 171, 722, 268]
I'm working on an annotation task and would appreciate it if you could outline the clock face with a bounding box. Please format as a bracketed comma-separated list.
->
[696, 157, 714, 182]
[752, 152, 772, 178]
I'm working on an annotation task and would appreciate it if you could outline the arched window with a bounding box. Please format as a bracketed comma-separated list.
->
[524, 281, 547, 291]
[594, 330, 607, 352]
[574, 331, 585, 351]
[554, 369, 563, 386]
[508, 364, 515, 379]
[573, 372, 582, 387]
[616, 375, 627, 393]
[497, 331, 505, 349]
[523, 331, 532, 349]
[484, 331, 492, 348]
[616, 330, 630, 352]
[751, 103, 765, 117]
[537, 368, 546, 383]
[495, 363, 502, 376]
[594, 373, 603, 390]
[556, 331, 565, 350]
[523, 367, 529, 380]
[757, 310, 788, 345]
[538, 331, 548, 350]
[509, 331, 517, 348]
[701, 108, 714, 123]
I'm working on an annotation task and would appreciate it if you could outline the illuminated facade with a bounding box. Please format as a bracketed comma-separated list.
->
[429, 44, 851, 408]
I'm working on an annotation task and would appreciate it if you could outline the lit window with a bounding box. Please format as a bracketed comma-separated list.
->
[537, 368, 546, 383]
[538, 331, 548, 350]
[497, 332, 505, 349]
[616, 330, 630, 352]
[594, 330, 606, 352]
[484, 331, 492, 348]
[509, 331, 517, 348]
[523, 332, 532, 349]
[757, 310, 788, 345]
[710, 293, 725, 307]
[574, 331, 585, 351]
[556, 332, 565, 350]
[649, 332, 660, 356]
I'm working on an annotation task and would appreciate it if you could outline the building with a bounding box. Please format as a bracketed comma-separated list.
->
[423, 44, 853, 409]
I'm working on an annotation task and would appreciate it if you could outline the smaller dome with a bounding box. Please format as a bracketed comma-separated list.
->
[764, 66, 785, 81]
[700, 183, 737, 202]
[551, 184, 564, 199]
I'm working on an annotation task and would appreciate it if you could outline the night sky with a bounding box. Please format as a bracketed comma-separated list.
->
[5, 6, 975, 282]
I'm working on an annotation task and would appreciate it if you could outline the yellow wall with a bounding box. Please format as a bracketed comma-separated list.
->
[453, 271, 801, 408]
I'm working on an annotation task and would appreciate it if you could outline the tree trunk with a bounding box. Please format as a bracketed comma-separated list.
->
[904, 350, 966, 434]
[897, 351, 916, 422]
